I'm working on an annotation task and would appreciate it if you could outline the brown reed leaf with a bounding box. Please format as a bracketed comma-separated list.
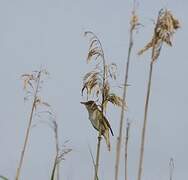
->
[130, 9, 139, 30]
[108, 63, 117, 80]
[104, 93, 127, 110]
[103, 82, 110, 100]
[22, 74, 35, 90]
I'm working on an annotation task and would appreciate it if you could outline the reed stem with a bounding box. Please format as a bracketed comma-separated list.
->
[137, 61, 154, 180]
[115, 25, 134, 180]
[15, 72, 41, 180]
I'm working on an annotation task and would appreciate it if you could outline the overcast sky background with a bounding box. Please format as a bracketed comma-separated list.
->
[0, 0, 187, 180]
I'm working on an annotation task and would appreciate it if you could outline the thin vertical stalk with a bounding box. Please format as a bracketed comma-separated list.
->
[54, 122, 60, 180]
[124, 121, 130, 180]
[137, 30, 158, 179]
[49, 120, 60, 180]
[94, 133, 102, 180]
[88, 145, 99, 180]
[169, 158, 174, 180]
[115, 25, 134, 180]
[137, 59, 154, 180]
[94, 53, 106, 180]
[15, 72, 41, 180]
[51, 155, 58, 180]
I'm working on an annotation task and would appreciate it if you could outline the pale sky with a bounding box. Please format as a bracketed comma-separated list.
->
[0, 0, 187, 180]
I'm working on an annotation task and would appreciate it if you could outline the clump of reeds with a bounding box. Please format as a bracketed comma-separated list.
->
[137, 9, 180, 180]
[115, 3, 139, 180]
[15, 69, 51, 180]
[82, 31, 126, 180]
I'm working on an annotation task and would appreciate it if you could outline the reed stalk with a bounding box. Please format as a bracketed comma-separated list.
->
[15, 71, 41, 180]
[124, 121, 130, 180]
[94, 40, 106, 180]
[115, 6, 138, 180]
[137, 60, 154, 180]
[137, 9, 180, 180]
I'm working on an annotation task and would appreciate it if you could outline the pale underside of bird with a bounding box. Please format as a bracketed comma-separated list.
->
[81, 101, 114, 151]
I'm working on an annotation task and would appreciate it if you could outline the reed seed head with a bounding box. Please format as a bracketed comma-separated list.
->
[138, 9, 180, 61]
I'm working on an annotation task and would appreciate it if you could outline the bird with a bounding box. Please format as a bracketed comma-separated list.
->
[81, 100, 114, 151]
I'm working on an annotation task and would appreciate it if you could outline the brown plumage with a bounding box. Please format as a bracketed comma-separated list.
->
[81, 101, 114, 151]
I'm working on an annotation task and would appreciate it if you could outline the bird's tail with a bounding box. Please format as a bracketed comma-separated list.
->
[103, 130, 111, 151]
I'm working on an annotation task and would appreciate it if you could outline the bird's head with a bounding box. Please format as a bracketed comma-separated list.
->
[80, 100, 98, 112]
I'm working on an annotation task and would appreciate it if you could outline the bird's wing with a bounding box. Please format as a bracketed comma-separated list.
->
[103, 116, 114, 136]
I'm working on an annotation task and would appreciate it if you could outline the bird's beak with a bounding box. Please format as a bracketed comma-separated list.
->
[80, 101, 86, 105]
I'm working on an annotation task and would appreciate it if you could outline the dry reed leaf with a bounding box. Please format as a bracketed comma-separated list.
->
[103, 82, 110, 97]
[22, 74, 35, 90]
[138, 41, 153, 56]
[42, 102, 51, 107]
[130, 10, 139, 30]
[34, 97, 51, 109]
[57, 148, 72, 163]
[108, 63, 117, 80]
[104, 93, 127, 110]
